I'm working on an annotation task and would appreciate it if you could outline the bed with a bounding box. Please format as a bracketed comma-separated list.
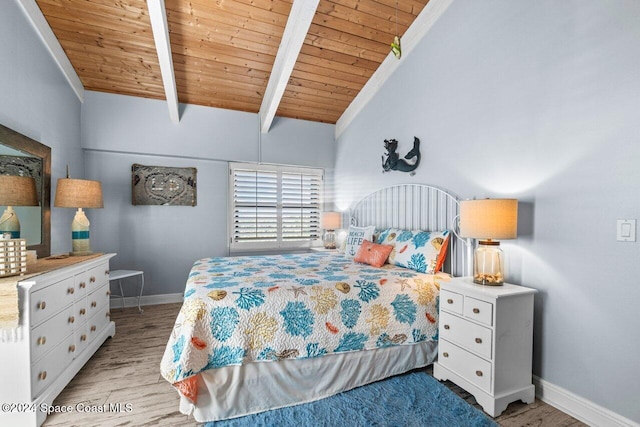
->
[160, 184, 470, 422]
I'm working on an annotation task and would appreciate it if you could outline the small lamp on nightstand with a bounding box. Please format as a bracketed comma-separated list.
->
[54, 175, 104, 256]
[459, 199, 518, 286]
[320, 211, 341, 249]
[0, 175, 39, 238]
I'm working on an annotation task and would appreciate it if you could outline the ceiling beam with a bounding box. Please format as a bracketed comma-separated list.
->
[335, 0, 454, 139]
[17, 0, 84, 102]
[147, 0, 180, 123]
[259, 0, 320, 133]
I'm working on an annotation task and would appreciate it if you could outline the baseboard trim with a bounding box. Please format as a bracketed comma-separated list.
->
[533, 376, 639, 427]
[109, 293, 183, 309]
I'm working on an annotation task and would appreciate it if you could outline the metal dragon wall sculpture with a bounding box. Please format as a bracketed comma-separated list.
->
[382, 136, 421, 175]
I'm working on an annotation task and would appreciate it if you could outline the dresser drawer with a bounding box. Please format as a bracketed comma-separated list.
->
[86, 308, 110, 345]
[31, 334, 75, 398]
[30, 277, 76, 326]
[463, 296, 493, 326]
[441, 290, 463, 315]
[440, 311, 492, 360]
[30, 305, 75, 363]
[439, 339, 492, 393]
[81, 263, 110, 292]
[87, 283, 110, 319]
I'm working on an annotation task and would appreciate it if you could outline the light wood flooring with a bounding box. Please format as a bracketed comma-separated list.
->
[44, 303, 587, 427]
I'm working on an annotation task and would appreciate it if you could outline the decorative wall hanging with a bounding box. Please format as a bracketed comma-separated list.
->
[382, 136, 421, 175]
[131, 164, 197, 206]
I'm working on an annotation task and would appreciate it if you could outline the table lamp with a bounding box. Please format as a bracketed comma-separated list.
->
[54, 177, 103, 256]
[0, 175, 39, 238]
[459, 199, 518, 285]
[320, 211, 341, 249]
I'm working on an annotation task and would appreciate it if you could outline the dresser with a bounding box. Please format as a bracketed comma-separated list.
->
[0, 253, 115, 426]
[433, 277, 537, 417]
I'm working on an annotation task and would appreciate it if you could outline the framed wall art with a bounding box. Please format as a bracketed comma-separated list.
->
[131, 164, 197, 206]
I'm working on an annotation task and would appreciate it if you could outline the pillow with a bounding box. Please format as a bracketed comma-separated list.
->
[392, 230, 450, 274]
[354, 240, 394, 268]
[343, 225, 375, 258]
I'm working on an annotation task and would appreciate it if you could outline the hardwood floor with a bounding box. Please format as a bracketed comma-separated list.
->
[44, 303, 586, 427]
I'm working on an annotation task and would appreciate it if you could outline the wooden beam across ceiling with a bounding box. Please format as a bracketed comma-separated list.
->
[147, 0, 180, 123]
[17, 0, 84, 102]
[259, 0, 320, 133]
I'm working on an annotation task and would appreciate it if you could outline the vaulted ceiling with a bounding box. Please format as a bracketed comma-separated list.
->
[33, 0, 431, 127]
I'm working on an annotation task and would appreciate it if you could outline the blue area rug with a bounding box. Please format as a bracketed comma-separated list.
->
[205, 371, 497, 427]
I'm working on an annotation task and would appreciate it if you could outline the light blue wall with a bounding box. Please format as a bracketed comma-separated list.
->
[0, 1, 83, 255]
[81, 91, 335, 296]
[335, 0, 640, 422]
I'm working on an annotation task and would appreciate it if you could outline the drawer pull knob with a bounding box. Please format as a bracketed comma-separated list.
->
[443, 352, 449, 358]
[91, 301, 97, 308]
[475, 338, 482, 344]
[69, 316, 75, 324]
[473, 308, 480, 314]
[69, 344, 76, 353]
[106, 311, 111, 317]
[443, 324, 450, 330]
[81, 334, 87, 342]
[105, 269, 110, 275]
[68, 287, 75, 295]
[476, 370, 483, 377]
[447, 299, 453, 304]
[90, 325, 97, 332]
[90, 276, 96, 283]
[37, 301, 46, 310]
[37, 336, 46, 346]
[106, 290, 111, 296]
[38, 371, 47, 381]
[80, 282, 86, 289]
[80, 308, 86, 315]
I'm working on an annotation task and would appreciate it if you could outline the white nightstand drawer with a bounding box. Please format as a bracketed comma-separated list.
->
[440, 312, 492, 360]
[440, 290, 463, 315]
[439, 339, 492, 393]
[30, 305, 75, 363]
[463, 296, 493, 326]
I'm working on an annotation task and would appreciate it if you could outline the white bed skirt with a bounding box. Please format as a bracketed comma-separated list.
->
[179, 341, 438, 422]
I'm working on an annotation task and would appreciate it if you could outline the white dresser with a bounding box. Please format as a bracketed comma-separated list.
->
[433, 277, 537, 417]
[0, 253, 115, 426]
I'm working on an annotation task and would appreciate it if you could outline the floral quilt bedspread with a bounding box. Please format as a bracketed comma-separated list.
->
[161, 252, 447, 400]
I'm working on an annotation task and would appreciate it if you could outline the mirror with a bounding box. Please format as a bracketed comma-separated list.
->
[0, 124, 51, 258]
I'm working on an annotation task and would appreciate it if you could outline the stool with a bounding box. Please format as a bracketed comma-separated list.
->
[109, 270, 144, 313]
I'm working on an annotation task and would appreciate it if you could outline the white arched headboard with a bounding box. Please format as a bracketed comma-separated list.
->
[349, 184, 470, 277]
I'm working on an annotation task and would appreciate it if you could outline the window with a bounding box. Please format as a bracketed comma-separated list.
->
[229, 162, 323, 252]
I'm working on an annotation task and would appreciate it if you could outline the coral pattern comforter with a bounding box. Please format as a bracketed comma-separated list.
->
[161, 252, 446, 401]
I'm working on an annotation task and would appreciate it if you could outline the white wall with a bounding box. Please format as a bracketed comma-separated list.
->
[0, 1, 83, 255]
[81, 91, 335, 295]
[335, 0, 640, 423]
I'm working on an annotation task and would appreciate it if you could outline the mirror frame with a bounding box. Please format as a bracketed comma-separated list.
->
[0, 124, 51, 258]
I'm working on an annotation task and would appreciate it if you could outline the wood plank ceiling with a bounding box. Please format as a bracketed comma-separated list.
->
[35, 0, 429, 125]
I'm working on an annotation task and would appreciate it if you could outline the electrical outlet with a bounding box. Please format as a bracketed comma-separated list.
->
[617, 219, 636, 242]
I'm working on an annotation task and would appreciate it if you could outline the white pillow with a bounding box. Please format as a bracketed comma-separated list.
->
[344, 225, 375, 258]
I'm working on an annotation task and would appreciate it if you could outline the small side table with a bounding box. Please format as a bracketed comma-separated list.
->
[109, 270, 144, 313]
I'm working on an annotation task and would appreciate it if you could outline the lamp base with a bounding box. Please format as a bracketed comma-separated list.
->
[323, 229, 337, 249]
[472, 240, 504, 286]
[70, 250, 94, 257]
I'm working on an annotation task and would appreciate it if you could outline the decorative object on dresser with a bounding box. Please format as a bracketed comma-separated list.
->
[0, 253, 115, 427]
[433, 276, 537, 417]
[0, 175, 39, 238]
[320, 211, 341, 249]
[0, 238, 27, 277]
[459, 199, 518, 285]
[54, 173, 104, 256]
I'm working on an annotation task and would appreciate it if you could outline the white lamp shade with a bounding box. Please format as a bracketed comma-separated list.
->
[320, 211, 341, 230]
[459, 199, 518, 240]
[54, 178, 104, 209]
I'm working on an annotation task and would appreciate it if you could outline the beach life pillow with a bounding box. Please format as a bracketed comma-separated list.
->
[376, 228, 450, 273]
[354, 240, 394, 268]
[344, 225, 375, 258]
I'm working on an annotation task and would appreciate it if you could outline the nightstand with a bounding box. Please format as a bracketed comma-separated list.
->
[433, 277, 537, 417]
